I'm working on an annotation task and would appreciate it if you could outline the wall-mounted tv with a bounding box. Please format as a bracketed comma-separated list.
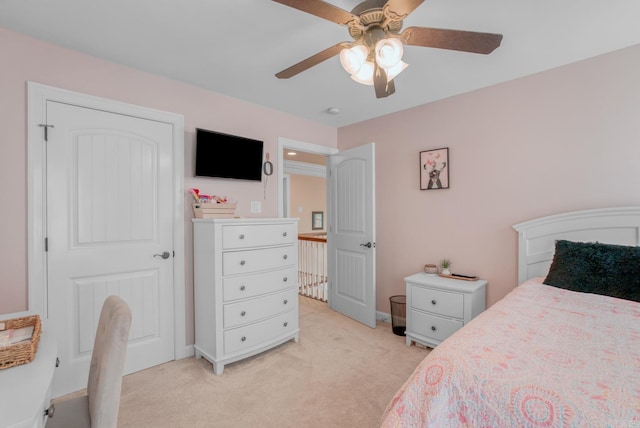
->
[195, 128, 263, 181]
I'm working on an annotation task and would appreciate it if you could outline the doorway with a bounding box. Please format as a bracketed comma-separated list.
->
[283, 149, 329, 301]
[277, 138, 377, 328]
[279, 139, 336, 303]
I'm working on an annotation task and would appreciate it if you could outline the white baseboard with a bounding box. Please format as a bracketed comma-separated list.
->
[376, 311, 391, 323]
[180, 344, 195, 359]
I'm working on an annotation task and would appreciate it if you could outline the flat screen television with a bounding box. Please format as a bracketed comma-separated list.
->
[195, 128, 263, 181]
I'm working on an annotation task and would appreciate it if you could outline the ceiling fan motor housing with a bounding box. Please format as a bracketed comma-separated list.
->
[348, 1, 403, 41]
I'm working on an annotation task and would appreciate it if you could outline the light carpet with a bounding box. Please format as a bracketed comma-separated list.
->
[116, 296, 429, 427]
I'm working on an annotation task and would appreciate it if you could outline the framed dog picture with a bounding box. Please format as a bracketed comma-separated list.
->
[420, 148, 449, 190]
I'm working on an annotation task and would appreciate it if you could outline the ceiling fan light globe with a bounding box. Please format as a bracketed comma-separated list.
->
[387, 61, 408, 82]
[339, 45, 368, 75]
[350, 60, 375, 85]
[375, 38, 404, 69]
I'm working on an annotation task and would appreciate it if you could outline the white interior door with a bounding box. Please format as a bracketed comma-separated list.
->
[327, 143, 376, 328]
[46, 101, 175, 397]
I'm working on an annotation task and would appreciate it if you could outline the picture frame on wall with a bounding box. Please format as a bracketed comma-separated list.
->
[420, 147, 449, 190]
[312, 211, 324, 230]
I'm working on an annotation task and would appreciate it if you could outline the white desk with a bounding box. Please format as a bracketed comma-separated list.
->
[0, 326, 57, 428]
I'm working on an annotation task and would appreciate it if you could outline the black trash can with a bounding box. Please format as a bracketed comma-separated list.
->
[389, 295, 406, 336]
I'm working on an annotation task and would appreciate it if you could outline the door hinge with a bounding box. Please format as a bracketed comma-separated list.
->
[44, 237, 48, 252]
[38, 124, 54, 141]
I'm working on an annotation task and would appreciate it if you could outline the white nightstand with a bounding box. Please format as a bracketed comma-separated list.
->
[405, 273, 487, 348]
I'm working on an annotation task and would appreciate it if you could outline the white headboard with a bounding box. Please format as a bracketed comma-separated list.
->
[512, 207, 640, 284]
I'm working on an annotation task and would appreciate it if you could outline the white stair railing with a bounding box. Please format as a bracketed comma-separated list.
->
[298, 233, 328, 302]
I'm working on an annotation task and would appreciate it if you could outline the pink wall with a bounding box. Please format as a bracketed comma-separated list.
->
[2, 26, 639, 331]
[339, 44, 640, 311]
[0, 29, 337, 343]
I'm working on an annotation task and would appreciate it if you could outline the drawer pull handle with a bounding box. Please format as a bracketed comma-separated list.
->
[283, 232, 287, 237]
[56, 357, 60, 367]
[45, 403, 55, 418]
[241, 336, 247, 342]
[283, 299, 288, 305]
[241, 311, 246, 316]
[239, 234, 245, 239]
[283, 254, 288, 260]
[431, 300, 437, 305]
[240, 285, 246, 291]
[431, 326, 436, 332]
[283, 277, 288, 282]
[283, 321, 288, 327]
[240, 260, 246, 266]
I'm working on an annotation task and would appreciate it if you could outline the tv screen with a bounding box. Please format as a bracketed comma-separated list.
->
[195, 128, 263, 181]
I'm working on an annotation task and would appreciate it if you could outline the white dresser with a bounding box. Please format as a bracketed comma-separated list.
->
[192, 218, 299, 374]
[0, 325, 57, 428]
[405, 273, 486, 348]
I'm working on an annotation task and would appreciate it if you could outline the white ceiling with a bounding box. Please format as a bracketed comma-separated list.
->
[2, 0, 639, 127]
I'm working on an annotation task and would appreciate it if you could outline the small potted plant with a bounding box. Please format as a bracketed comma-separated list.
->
[440, 259, 451, 275]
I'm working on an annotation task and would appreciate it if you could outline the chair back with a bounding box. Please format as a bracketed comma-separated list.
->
[88, 295, 132, 428]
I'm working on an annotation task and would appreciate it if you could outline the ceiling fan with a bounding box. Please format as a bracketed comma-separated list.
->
[273, 0, 503, 98]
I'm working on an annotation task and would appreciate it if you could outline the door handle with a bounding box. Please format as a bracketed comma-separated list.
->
[360, 242, 373, 248]
[154, 251, 171, 259]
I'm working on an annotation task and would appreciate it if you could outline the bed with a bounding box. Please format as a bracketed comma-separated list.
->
[381, 207, 640, 427]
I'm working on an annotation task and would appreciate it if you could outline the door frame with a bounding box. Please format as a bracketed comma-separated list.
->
[27, 82, 188, 359]
[277, 137, 338, 218]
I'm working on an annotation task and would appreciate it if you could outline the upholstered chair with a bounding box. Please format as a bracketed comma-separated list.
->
[48, 295, 132, 428]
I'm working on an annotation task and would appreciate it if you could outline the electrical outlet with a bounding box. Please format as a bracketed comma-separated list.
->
[250, 201, 261, 213]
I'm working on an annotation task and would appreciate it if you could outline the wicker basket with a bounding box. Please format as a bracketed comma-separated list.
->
[0, 314, 42, 369]
[193, 202, 237, 219]
[423, 264, 439, 274]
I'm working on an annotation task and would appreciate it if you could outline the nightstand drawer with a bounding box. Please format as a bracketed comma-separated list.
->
[411, 286, 463, 319]
[410, 310, 463, 342]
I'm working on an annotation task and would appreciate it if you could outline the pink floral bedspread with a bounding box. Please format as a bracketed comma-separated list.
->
[381, 278, 640, 427]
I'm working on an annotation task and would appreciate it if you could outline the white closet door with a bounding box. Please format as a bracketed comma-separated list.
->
[46, 101, 175, 397]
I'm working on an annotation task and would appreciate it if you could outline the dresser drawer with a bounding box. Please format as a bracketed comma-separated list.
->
[222, 223, 297, 249]
[223, 246, 296, 276]
[411, 286, 464, 319]
[410, 310, 463, 342]
[223, 268, 296, 302]
[224, 310, 298, 355]
[224, 288, 297, 328]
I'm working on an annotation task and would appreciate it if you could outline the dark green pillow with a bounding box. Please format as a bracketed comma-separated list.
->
[544, 240, 640, 303]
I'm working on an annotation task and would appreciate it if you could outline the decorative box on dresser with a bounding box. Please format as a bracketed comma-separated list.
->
[405, 273, 487, 348]
[192, 218, 299, 374]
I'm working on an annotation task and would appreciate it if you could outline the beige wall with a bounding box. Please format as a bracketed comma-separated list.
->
[339, 44, 640, 312]
[0, 29, 338, 344]
[289, 174, 326, 233]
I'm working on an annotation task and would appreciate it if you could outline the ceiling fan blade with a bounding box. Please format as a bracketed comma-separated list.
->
[400, 26, 503, 54]
[272, 0, 359, 26]
[276, 42, 350, 79]
[383, 0, 425, 21]
[373, 63, 395, 98]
